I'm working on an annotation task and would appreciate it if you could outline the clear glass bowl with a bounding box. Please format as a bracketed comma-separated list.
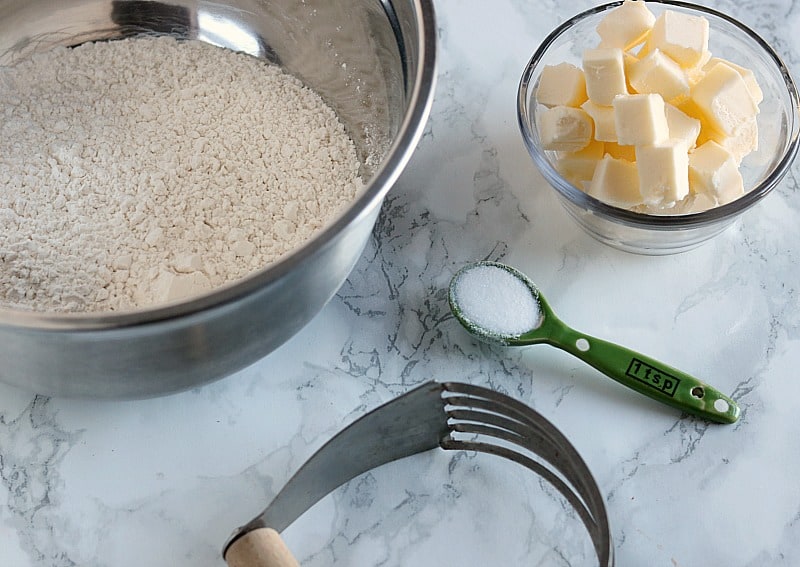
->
[517, 0, 800, 255]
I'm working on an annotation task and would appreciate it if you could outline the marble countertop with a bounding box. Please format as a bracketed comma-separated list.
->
[3, 0, 800, 565]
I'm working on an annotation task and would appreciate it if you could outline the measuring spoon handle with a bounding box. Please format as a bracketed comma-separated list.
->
[546, 322, 739, 424]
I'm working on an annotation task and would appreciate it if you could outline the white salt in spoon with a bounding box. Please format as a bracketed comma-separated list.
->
[448, 261, 739, 424]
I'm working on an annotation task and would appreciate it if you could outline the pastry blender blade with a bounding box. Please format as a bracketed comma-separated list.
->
[223, 381, 613, 566]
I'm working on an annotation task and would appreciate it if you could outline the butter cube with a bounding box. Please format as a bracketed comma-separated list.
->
[685, 49, 713, 86]
[581, 100, 617, 142]
[603, 141, 637, 161]
[613, 93, 669, 146]
[703, 117, 758, 163]
[726, 117, 758, 162]
[649, 10, 709, 68]
[628, 49, 689, 102]
[688, 140, 744, 204]
[537, 62, 588, 108]
[596, 0, 656, 50]
[556, 138, 605, 184]
[635, 139, 690, 207]
[676, 96, 717, 141]
[691, 61, 759, 137]
[583, 48, 628, 105]
[539, 106, 593, 152]
[665, 103, 701, 148]
[587, 154, 641, 208]
[703, 57, 763, 105]
[623, 50, 639, 93]
[672, 192, 717, 213]
[636, 35, 654, 59]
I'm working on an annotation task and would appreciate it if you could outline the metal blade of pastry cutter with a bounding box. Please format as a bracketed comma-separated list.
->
[223, 381, 449, 552]
[224, 381, 614, 566]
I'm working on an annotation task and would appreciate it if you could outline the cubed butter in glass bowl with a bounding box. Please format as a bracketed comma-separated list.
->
[517, 0, 799, 255]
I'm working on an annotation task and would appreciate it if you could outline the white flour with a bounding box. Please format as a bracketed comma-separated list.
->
[0, 36, 364, 313]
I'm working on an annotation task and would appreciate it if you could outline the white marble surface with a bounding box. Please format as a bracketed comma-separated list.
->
[3, 0, 800, 565]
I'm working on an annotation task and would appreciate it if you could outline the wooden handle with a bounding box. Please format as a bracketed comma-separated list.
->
[224, 528, 300, 567]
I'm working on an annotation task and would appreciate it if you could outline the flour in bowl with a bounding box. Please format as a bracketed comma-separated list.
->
[0, 36, 364, 313]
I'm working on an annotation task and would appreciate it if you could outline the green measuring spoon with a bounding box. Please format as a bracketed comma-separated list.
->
[448, 261, 740, 424]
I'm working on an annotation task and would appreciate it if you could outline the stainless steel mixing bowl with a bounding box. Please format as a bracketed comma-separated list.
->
[0, 0, 436, 398]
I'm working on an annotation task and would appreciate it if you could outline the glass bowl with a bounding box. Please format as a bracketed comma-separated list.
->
[517, 0, 800, 255]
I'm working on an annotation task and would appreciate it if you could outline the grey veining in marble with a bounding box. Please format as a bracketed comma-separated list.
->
[3, 0, 800, 565]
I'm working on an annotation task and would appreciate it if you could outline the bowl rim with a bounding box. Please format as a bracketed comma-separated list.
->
[517, 0, 800, 231]
[0, 0, 439, 331]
